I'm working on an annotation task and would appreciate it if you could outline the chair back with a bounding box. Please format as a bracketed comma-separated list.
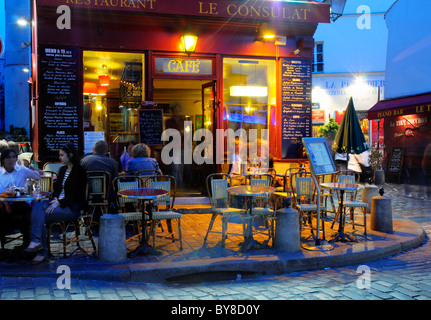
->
[338, 173, 357, 199]
[86, 171, 111, 207]
[142, 175, 176, 210]
[112, 176, 144, 211]
[206, 173, 229, 208]
[249, 173, 273, 187]
[285, 166, 306, 193]
[43, 162, 64, 174]
[39, 175, 54, 193]
[136, 169, 162, 177]
[290, 171, 314, 204]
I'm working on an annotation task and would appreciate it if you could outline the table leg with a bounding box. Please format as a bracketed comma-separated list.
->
[128, 201, 162, 257]
[331, 190, 356, 242]
[240, 197, 270, 252]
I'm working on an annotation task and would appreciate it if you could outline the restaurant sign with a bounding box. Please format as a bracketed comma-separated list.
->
[38, 0, 330, 24]
[155, 57, 213, 75]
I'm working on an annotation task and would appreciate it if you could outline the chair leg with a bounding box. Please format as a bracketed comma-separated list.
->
[176, 218, 182, 251]
[203, 213, 217, 244]
[221, 216, 228, 247]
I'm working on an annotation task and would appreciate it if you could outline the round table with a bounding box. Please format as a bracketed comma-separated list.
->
[117, 188, 168, 257]
[0, 191, 50, 202]
[227, 185, 275, 251]
[320, 182, 363, 242]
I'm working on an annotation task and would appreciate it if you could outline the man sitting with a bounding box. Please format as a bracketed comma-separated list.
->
[81, 140, 119, 212]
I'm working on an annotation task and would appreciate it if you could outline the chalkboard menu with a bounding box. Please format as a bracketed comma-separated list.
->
[38, 46, 82, 162]
[280, 58, 312, 159]
[138, 109, 163, 145]
[387, 146, 404, 183]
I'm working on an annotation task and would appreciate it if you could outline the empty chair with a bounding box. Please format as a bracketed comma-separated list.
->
[143, 175, 182, 250]
[113, 176, 145, 243]
[86, 171, 111, 217]
[204, 173, 247, 247]
[331, 171, 368, 235]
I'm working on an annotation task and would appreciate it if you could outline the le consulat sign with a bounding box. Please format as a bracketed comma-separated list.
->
[38, 0, 330, 23]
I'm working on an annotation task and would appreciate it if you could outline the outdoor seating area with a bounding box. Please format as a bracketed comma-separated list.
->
[0, 164, 375, 262]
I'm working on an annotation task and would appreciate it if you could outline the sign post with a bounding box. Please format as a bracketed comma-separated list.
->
[302, 137, 337, 251]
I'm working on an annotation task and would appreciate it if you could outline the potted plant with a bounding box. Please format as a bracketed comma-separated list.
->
[369, 147, 385, 185]
[319, 118, 339, 156]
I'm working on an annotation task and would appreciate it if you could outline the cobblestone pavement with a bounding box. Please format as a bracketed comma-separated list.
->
[1, 183, 430, 301]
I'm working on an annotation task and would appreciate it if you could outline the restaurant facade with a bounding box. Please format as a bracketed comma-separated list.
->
[30, 0, 330, 191]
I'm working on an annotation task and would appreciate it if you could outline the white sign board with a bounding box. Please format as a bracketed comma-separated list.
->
[84, 131, 105, 155]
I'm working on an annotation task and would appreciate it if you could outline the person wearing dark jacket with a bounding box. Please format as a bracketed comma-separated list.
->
[25, 143, 87, 261]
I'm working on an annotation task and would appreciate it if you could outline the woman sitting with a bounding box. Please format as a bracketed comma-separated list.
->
[126, 143, 161, 176]
[25, 143, 87, 260]
[0, 148, 41, 249]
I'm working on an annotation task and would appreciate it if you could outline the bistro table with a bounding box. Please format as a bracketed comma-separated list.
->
[227, 185, 275, 251]
[117, 188, 169, 257]
[0, 191, 50, 203]
[320, 182, 363, 242]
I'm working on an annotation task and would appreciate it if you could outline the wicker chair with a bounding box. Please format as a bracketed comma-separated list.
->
[203, 173, 247, 247]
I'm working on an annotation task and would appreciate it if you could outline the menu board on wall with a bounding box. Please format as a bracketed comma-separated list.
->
[280, 57, 312, 158]
[138, 109, 163, 146]
[387, 146, 404, 183]
[38, 46, 82, 162]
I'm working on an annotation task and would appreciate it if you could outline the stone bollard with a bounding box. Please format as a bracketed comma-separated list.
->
[98, 214, 127, 263]
[362, 184, 379, 213]
[370, 188, 393, 233]
[274, 199, 301, 253]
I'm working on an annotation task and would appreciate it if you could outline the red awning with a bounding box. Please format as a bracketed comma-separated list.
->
[368, 92, 431, 120]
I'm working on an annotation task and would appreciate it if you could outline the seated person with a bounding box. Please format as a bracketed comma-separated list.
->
[25, 143, 87, 261]
[126, 143, 161, 176]
[0, 148, 41, 249]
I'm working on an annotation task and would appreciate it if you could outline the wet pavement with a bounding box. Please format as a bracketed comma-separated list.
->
[0, 182, 430, 301]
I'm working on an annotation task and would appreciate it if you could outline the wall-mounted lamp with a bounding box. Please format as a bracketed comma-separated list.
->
[320, 0, 347, 22]
[17, 17, 32, 27]
[256, 23, 276, 42]
[180, 27, 198, 57]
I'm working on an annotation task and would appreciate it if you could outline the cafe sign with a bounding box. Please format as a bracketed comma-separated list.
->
[155, 57, 213, 75]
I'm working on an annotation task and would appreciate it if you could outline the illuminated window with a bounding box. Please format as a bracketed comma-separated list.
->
[223, 58, 275, 163]
[83, 51, 145, 149]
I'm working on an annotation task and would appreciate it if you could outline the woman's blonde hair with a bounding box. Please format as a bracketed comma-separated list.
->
[132, 143, 150, 158]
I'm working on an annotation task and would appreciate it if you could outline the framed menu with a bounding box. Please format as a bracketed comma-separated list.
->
[38, 46, 82, 161]
[302, 137, 337, 175]
[280, 57, 312, 159]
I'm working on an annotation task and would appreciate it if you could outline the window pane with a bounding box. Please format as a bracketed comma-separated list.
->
[83, 51, 145, 152]
[223, 58, 275, 167]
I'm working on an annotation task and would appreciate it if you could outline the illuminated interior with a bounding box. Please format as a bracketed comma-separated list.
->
[83, 51, 145, 145]
[223, 58, 276, 137]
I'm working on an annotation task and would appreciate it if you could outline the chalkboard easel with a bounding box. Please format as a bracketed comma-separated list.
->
[138, 109, 163, 146]
[387, 146, 404, 183]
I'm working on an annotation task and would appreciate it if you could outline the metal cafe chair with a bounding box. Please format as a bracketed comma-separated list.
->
[248, 173, 276, 244]
[331, 171, 368, 235]
[142, 175, 182, 250]
[291, 172, 324, 237]
[203, 173, 247, 247]
[135, 169, 162, 178]
[46, 181, 96, 257]
[86, 170, 111, 217]
[43, 162, 64, 174]
[113, 176, 145, 243]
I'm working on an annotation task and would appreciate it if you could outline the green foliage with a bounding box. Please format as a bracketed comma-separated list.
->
[0, 127, 29, 142]
[319, 118, 339, 140]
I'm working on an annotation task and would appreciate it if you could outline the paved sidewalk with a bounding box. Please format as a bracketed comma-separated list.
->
[0, 183, 428, 284]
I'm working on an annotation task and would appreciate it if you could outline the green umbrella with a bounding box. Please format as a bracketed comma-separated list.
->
[332, 97, 369, 155]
